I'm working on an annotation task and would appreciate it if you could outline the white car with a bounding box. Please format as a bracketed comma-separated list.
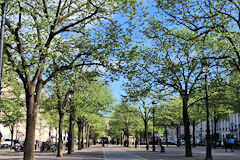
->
[1, 139, 12, 148]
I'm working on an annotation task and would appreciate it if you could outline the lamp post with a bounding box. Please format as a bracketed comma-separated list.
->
[152, 101, 157, 152]
[202, 60, 212, 160]
[0, 0, 8, 98]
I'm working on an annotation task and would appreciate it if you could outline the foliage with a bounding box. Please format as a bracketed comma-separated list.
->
[108, 102, 143, 139]
[155, 0, 240, 70]
[0, 63, 24, 130]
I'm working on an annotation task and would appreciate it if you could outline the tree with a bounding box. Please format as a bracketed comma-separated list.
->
[0, 98, 24, 149]
[228, 70, 240, 112]
[74, 77, 114, 148]
[3, 1, 139, 159]
[40, 94, 59, 141]
[195, 74, 233, 147]
[108, 104, 143, 145]
[123, 84, 155, 150]
[156, 0, 240, 70]
[108, 102, 140, 147]
[124, 29, 222, 156]
[0, 63, 24, 150]
[163, 97, 183, 147]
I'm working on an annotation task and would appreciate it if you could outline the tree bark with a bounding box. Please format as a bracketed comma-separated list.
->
[192, 121, 196, 148]
[56, 85, 72, 157]
[176, 124, 180, 147]
[86, 123, 89, 148]
[57, 114, 64, 157]
[77, 120, 82, 150]
[85, 121, 88, 148]
[126, 118, 129, 147]
[164, 125, 168, 146]
[182, 95, 192, 157]
[87, 124, 90, 147]
[10, 126, 14, 150]
[24, 84, 42, 160]
[93, 133, 96, 145]
[81, 120, 85, 149]
[68, 99, 75, 154]
[144, 121, 149, 150]
[120, 133, 123, 145]
[49, 126, 52, 140]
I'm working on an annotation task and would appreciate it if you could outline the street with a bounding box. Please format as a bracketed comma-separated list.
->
[0, 144, 239, 160]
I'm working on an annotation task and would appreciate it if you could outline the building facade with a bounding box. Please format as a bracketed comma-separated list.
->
[166, 113, 240, 143]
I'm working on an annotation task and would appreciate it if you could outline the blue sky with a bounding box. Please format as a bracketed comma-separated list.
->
[109, 79, 123, 102]
[108, 0, 158, 103]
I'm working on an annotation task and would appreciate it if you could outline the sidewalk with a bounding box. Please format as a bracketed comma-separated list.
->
[125, 145, 240, 160]
[0, 145, 104, 160]
[103, 145, 147, 160]
[0, 144, 240, 159]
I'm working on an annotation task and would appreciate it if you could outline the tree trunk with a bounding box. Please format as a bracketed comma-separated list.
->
[10, 126, 14, 150]
[68, 99, 75, 154]
[87, 124, 90, 147]
[57, 114, 64, 157]
[93, 133, 96, 145]
[144, 121, 149, 150]
[176, 124, 180, 147]
[192, 121, 196, 148]
[120, 133, 123, 145]
[182, 95, 192, 157]
[77, 120, 82, 150]
[16, 123, 18, 140]
[126, 120, 129, 147]
[81, 120, 84, 149]
[164, 125, 168, 146]
[85, 121, 88, 148]
[24, 85, 42, 160]
[86, 123, 89, 148]
[49, 126, 52, 140]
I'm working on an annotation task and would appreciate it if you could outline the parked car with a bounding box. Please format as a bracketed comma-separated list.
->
[1, 139, 12, 148]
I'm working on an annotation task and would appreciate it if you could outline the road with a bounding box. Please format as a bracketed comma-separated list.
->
[0, 144, 240, 159]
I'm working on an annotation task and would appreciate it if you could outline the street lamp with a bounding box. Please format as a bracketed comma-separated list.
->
[152, 101, 157, 152]
[0, 1, 8, 98]
[201, 60, 212, 160]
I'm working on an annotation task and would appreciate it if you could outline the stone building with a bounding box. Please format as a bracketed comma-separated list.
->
[166, 113, 240, 143]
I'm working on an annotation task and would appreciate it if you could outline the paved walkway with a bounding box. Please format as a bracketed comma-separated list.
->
[128, 145, 240, 160]
[0, 144, 240, 159]
[103, 145, 147, 160]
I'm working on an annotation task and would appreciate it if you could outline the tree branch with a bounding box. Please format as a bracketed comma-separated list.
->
[5, 49, 26, 86]
[42, 0, 49, 19]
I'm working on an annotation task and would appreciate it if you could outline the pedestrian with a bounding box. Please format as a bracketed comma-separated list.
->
[35, 139, 39, 150]
[225, 135, 234, 152]
[102, 140, 105, 147]
[0, 131, 2, 146]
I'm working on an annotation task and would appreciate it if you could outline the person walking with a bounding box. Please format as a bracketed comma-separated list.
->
[0, 131, 2, 146]
[102, 140, 105, 147]
[225, 135, 234, 152]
